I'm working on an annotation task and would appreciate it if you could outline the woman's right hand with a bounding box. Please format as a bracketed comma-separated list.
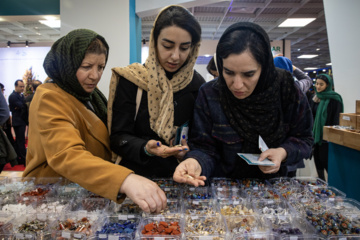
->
[119, 173, 167, 213]
[146, 140, 187, 158]
[173, 158, 206, 187]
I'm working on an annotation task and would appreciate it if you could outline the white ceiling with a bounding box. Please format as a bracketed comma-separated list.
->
[0, 0, 330, 70]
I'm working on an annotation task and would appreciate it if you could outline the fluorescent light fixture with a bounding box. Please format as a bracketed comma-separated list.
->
[316, 48, 320, 51]
[298, 54, 318, 59]
[326, 63, 332, 66]
[304, 67, 317, 70]
[279, 18, 316, 27]
[39, 19, 60, 28]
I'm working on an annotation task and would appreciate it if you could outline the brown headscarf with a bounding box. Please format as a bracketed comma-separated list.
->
[108, 5, 200, 144]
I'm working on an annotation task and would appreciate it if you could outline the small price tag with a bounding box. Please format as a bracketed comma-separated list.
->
[98, 234, 107, 239]
[233, 201, 240, 205]
[118, 215, 128, 220]
[217, 187, 223, 191]
[153, 237, 165, 240]
[289, 236, 298, 240]
[199, 237, 213, 240]
[164, 188, 170, 191]
[191, 216, 198, 220]
[267, 200, 274, 204]
[253, 187, 258, 190]
[15, 233, 24, 239]
[74, 233, 83, 239]
[62, 231, 71, 238]
[109, 235, 119, 240]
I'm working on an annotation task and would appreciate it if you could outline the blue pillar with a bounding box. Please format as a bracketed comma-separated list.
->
[129, 0, 142, 64]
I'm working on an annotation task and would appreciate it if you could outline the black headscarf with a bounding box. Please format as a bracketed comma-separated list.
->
[216, 22, 297, 153]
[43, 29, 109, 125]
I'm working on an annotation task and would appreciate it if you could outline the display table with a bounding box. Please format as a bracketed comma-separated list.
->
[323, 126, 360, 201]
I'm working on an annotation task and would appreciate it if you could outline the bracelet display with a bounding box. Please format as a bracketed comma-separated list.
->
[144, 145, 155, 157]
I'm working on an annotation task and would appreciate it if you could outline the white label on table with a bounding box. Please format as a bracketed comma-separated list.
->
[74, 233, 82, 238]
[118, 215, 128, 220]
[15, 233, 24, 239]
[199, 236, 214, 240]
[62, 232, 71, 238]
[153, 237, 165, 240]
[342, 116, 351, 121]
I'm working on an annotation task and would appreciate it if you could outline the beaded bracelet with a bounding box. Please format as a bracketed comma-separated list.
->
[144, 146, 155, 157]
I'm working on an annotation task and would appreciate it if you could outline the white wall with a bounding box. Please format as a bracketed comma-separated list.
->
[61, 0, 130, 99]
[323, 0, 360, 113]
[0, 47, 50, 101]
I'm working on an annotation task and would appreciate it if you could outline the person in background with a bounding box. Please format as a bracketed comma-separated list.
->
[108, 5, 205, 178]
[23, 29, 167, 213]
[8, 79, 27, 166]
[0, 83, 16, 153]
[274, 56, 313, 94]
[25, 80, 42, 105]
[0, 89, 18, 172]
[0, 90, 9, 126]
[309, 74, 343, 181]
[173, 22, 313, 186]
[206, 57, 219, 78]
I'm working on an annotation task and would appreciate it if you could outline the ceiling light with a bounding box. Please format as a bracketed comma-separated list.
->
[316, 48, 320, 51]
[298, 54, 318, 59]
[39, 19, 60, 28]
[304, 67, 317, 70]
[322, 69, 326, 72]
[326, 63, 332, 66]
[297, 49, 301, 51]
[279, 18, 316, 27]
[313, 71, 317, 73]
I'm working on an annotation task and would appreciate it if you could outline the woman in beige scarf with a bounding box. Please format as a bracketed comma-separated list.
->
[108, 5, 205, 178]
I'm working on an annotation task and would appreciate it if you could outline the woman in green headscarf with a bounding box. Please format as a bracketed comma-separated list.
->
[310, 73, 343, 180]
[23, 29, 167, 213]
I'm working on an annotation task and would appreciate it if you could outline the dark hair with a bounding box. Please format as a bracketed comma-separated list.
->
[153, 6, 201, 47]
[32, 80, 42, 91]
[217, 29, 267, 72]
[216, 27, 275, 94]
[15, 79, 23, 86]
[0, 83, 4, 90]
[206, 57, 217, 72]
[86, 38, 108, 56]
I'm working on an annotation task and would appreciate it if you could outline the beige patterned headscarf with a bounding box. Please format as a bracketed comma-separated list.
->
[108, 5, 200, 146]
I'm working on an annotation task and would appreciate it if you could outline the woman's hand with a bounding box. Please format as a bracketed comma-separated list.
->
[146, 140, 188, 158]
[258, 147, 287, 174]
[172, 137, 190, 161]
[119, 173, 167, 213]
[173, 158, 206, 186]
